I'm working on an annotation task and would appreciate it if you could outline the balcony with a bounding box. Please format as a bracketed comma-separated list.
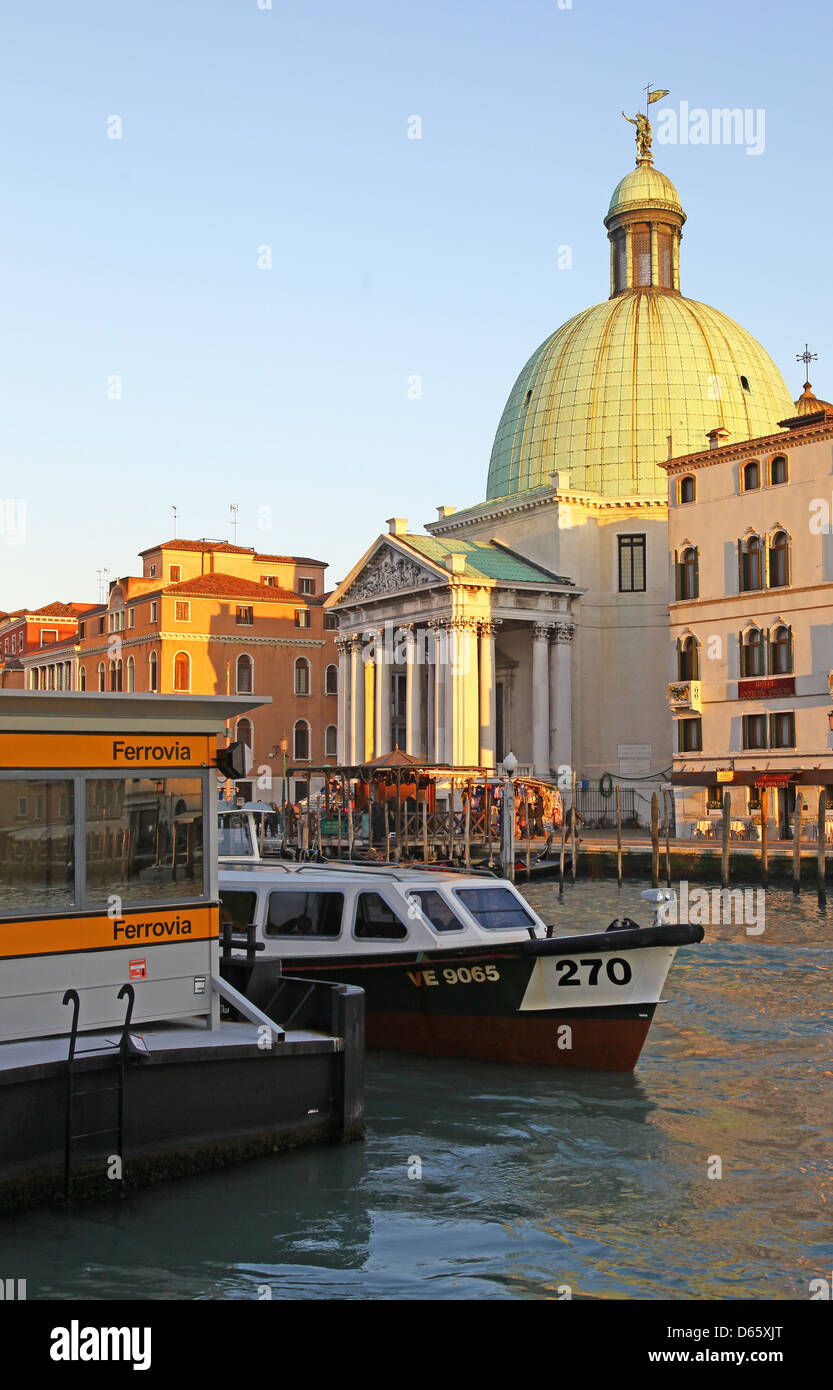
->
[667, 680, 702, 713]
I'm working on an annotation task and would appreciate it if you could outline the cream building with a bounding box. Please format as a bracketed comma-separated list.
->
[664, 384, 833, 837]
[327, 116, 796, 819]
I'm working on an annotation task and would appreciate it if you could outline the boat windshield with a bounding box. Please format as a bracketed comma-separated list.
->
[453, 886, 537, 931]
[218, 812, 255, 858]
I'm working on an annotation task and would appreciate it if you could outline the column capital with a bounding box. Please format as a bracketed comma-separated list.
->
[551, 623, 575, 644]
[532, 622, 553, 642]
[335, 636, 351, 654]
[479, 618, 502, 636]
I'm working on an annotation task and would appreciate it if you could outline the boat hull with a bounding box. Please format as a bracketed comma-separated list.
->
[274, 924, 702, 1072]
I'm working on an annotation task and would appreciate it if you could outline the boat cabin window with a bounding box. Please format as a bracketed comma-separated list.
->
[0, 777, 76, 916]
[454, 886, 537, 931]
[405, 889, 464, 933]
[354, 892, 408, 941]
[218, 812, 255, 859]
[265, 890, 343, 938]
[219, 891, 258, 928]
[85, 777, 205, 907]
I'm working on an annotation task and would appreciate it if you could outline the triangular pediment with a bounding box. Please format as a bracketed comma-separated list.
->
[341, 541, 442, 603]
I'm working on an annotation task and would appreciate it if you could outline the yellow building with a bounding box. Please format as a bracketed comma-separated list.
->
[22, 540, 339, 801]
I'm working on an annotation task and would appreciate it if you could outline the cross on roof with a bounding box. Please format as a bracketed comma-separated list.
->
[797, 343, 817, 382]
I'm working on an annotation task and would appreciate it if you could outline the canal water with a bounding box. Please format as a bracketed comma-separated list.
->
[1, 879, 830, 1300]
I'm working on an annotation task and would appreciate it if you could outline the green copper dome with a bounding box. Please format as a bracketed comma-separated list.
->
[486, 151, 793, 500]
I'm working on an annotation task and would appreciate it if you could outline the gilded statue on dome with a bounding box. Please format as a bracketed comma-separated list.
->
[622, 109, 652, 160]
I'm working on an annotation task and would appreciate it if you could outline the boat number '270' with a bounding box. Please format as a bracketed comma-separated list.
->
[556, 958, 632, 986]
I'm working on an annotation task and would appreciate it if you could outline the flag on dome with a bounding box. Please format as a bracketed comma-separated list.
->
[648, 88, 669, 104]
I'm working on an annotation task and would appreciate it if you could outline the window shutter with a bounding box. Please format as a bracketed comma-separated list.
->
[676, 637, 682, 679]
[693, 549, 699, 599]
[737, 540, 743, 592]
[764, 535, 770, 589]
[674, 550, 680, 601]
[764, 627, 771, 675]
[738, 630, 744, 679]
[693, 637, 700, 680]
[788, 627, 794, 673]
[785, 536, 791, 587]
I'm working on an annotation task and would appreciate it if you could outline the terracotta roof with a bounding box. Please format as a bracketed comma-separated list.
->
[31, 601, 87, 619]
[139, 539, 326, 565]
[163, 573, 307, 603]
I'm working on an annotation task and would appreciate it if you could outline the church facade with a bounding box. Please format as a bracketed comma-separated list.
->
[326, 118, 795, 818]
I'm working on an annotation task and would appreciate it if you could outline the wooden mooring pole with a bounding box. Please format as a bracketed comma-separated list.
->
[792, 792, 803, 895]
[615, 785, 623, 887]
[663, 788, 672, 887]
[464, 779, 472, 870]
[571, 770, 578, 883]
[817, 789, 827, 909]
[721, 791, 731, 889]
[423, 798, 429, 864]
[760, 791, 768, 887]
[650, 792, 659, 889]
[525, 785, 531, 878]
[559, 813, 566, 897]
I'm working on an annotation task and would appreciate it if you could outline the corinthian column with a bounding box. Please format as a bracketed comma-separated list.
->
[404, 627, 423, 756]
[531, 623, 551, 777]
[550, 622, 575, 775]
[349, 633, 366, 764]
[335, 636, 349, 763]
[373, 628, 392, 757]
[478, 619, 501, 769]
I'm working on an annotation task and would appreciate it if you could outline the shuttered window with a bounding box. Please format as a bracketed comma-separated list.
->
[618, 534, 646, 592]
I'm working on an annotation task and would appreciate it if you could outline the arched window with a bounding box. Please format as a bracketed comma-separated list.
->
[679, 475, 696, 505]
[771, 625, 793, 674]
[97, 662, 105, 692]
[116, 659, 123, 692]
[769, 454, 788, 486]
[325, 663, 338, 695]
[236, 654, 253, 694]
[108, 660, 117, 692]
[677, 546, 699, 600]
[236, 717, 253, 749]
[293, 720, 310, 761]
[294, 657, 310, 695]
[739, 535, 762, 591]
[79, 666, 86, 692]
[742, 628, 765, 678]
[173, 651, 190, 692]
[148, 651, 158, 692]
[126, 655, 135, 692]
[325, 725, 338, 757]
[678, 635, 700, 681]
[769, 530, 790, 588]
[742, 460, 760, 491]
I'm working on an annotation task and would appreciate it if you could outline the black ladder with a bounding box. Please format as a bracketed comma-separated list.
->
[62, 984, 145, 1199]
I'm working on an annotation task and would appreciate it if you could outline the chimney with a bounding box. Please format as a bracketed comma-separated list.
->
[444, 553, 466, 575]
[706, 428, 730, 450]
[436, 505, 456, 520]
[387, 517, 408, 536]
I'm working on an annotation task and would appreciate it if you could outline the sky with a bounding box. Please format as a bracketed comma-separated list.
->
[1, 0, 831, 609]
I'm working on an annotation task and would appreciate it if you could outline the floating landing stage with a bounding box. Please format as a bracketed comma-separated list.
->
[0, 692, 364, 1210]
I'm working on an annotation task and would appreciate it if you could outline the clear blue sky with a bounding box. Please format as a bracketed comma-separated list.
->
[1, 0, 830, 609]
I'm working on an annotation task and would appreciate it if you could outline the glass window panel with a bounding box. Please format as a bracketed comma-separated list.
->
[85, 777, 205, 906]
[0, 778, 75, 915]
[265, 890, 343, 937]
[354, 891, 407, 940]
[454, 886, 536, 931]
[407, 888, 464, 933]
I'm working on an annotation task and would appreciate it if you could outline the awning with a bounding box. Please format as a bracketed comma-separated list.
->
[755, 772, 796, 787]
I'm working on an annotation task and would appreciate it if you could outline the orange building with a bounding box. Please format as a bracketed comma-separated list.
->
[20, 540, 339, 801]
[0, 601, 97, 688]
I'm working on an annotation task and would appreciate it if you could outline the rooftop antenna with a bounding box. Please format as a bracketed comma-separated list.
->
[230, 503, 238, 545]
[172, 504, 177, 539]
[796, 343, 817, 386]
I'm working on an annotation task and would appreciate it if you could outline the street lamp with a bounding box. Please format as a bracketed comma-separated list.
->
[279, 735, 289, 824]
